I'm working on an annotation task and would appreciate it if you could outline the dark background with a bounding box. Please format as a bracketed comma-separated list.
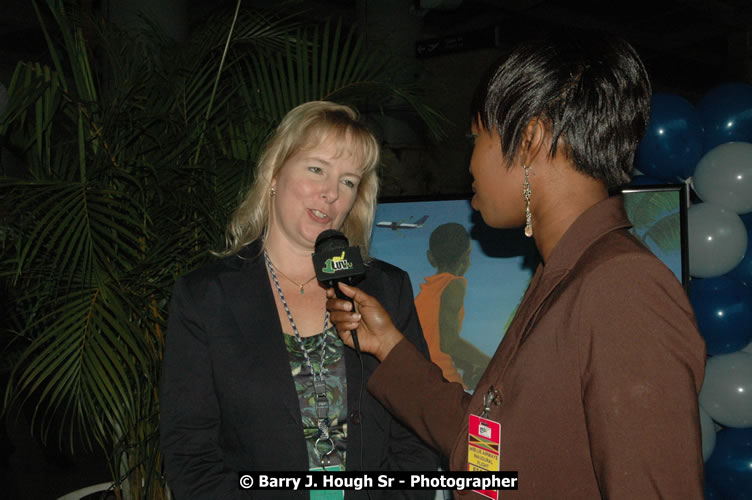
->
[2, 0, 752, 199]
[1, 0, 750, 498]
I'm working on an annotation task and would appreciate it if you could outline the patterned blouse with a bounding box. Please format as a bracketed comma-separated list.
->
[284, 327, 348, 470]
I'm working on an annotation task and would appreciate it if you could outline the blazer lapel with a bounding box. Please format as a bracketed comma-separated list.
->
[222, 244, 303, 425]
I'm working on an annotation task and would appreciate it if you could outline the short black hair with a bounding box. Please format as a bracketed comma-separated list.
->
[471, 30, 651, 188]
[429, 223, 471, 268]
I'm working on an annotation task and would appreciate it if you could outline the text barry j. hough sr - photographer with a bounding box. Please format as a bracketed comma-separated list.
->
[238, 471, 519, 491]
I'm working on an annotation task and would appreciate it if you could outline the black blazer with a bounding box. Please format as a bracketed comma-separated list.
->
[160, 241, 439, 499]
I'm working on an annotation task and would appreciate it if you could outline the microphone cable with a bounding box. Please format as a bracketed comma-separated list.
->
[354, 339, 372, 500]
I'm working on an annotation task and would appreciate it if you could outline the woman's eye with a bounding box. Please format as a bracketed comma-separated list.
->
[308, 166, 322, 174]
[342, 179, 356, 189]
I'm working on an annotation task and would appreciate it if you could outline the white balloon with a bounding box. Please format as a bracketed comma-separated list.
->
[687, 202, 748, 278]
[699, 405, 717, 461]
[699, 351, 752, 428]
[694, 142, 752, 214]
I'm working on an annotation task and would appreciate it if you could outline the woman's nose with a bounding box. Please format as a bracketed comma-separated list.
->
[321, 179, 339, 203]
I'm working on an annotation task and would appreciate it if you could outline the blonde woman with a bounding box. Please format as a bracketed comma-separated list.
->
[160, 101, 438, 499]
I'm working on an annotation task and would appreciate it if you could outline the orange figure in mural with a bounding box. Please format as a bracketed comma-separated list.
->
[414, 223, 491, 389]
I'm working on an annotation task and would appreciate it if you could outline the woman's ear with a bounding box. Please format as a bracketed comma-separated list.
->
[521, 118, 548, 165]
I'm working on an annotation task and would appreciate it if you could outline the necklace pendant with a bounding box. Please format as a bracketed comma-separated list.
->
[300, 286, 305, 294]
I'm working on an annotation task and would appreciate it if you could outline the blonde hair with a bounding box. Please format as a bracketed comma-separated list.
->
[221, 101, 380, 257]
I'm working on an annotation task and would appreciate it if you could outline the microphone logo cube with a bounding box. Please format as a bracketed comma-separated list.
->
[321, 251, 354, 274]
[312, 245, 365, 282]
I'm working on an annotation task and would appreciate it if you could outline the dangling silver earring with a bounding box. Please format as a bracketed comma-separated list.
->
[270, 186, 276, 197]
[523, 164, 533, 238]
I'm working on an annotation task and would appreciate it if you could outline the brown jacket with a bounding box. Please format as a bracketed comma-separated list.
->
[369, 196, 706, 499]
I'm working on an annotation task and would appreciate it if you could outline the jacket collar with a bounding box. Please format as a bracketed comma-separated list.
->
[542, 195, 632, 277]
[226, 240, 265, 269]
[511, 195, 632, 344]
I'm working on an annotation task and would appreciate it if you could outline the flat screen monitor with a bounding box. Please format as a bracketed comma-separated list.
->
[370, 184, 689, 391]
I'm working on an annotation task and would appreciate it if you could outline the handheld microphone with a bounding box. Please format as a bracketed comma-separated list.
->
[313, 229, 365, 353]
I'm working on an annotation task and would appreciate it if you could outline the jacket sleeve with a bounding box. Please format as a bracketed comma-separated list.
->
[578, 254, 705, 499]
[374, 269, 441, 499]
[368, 267, 471, 461]
[160, 277, 252, 499]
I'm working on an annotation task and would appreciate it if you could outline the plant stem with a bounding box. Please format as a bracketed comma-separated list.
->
[193, 0, 243, 165]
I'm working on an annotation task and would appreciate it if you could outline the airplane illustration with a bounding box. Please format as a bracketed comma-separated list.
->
[375, 215, 429, 230]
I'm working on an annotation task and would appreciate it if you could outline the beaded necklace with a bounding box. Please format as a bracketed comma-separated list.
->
[264, 250, 334, 465]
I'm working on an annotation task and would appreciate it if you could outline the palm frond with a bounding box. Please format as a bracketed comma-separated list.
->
[6, 281, 154, 447]
[623, 191, 679, 229]
[240, 18, 448, 140]
[3, 180, 145, 286]
[0, 2, 445, 497]
[644, 212, 682, 253]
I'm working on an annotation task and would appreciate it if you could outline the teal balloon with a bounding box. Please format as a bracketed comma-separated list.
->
[701, 406, 717, 462]
[635, 92, 703, 180]
[697, 83, 752, 153]
[689, 276, 752, 355]
[693, 142, 752, 214]
[700, 352, 752, 428]
[730, 219, 752, 286]
[705, 427, 752, 499]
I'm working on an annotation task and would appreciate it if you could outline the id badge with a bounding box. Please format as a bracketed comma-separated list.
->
[468, 414, 501, 500]
[309, 464, 344, 500]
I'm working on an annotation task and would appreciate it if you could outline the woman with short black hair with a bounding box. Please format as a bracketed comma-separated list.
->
[327, 32, 705, 499]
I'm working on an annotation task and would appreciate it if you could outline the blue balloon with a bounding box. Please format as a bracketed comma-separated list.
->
[706, 427, 752, 499]
[704, 480, 722, 500]
[697, 83, 752, 153]
[628, 174, 668, 186]
[689, 275, 752, 355]
[635, 92, 703, 180]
